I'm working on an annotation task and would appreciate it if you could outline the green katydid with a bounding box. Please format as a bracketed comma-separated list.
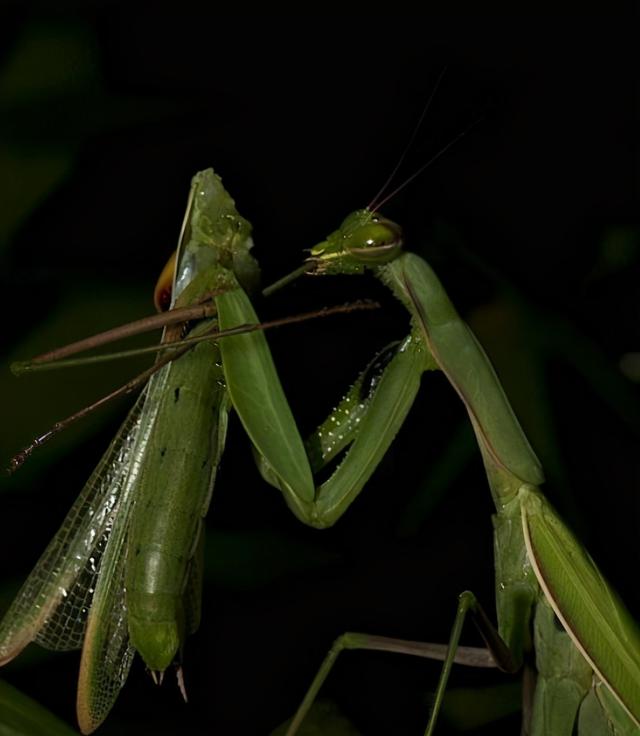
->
[0, 168, 331, 734]
[247, 210, 640, 734]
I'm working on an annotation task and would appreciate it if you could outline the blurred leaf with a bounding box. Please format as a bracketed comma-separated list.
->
[441, 683, 521, 730]
[587, 226, 639, 283]
[0, 146, 72, 248]
[396, 420, 475, 537]
[619, 353, 640, 383]
[0, 19, 100, 246]
[1, 285, 152, 493]
[0, 678, 77, 736]
[271, 699, 361, 736]
[204, 530, 339, 590]
[0, 20, 98, 101]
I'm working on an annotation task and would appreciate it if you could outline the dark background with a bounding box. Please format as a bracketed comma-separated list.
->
[0, 8, 638, 736]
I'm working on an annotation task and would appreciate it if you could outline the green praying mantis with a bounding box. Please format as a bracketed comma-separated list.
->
[263, 210, 640, 734]
[0, 167, 638, 735]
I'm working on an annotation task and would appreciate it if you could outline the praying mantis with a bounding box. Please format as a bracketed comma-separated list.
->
[257, 208, 640, 734]
[0, 167, 637, 735]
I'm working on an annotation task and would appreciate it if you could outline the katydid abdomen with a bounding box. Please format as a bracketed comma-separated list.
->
[126, 335, 228, 673]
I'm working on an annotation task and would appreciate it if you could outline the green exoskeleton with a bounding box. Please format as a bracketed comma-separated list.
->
[0, 169, 316, 734]
[256, 210, 640, 734]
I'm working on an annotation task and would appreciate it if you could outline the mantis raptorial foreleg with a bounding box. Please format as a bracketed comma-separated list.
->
[258, 212, 640, 734]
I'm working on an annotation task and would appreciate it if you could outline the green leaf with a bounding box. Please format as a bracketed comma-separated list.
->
[0, 679, 77, 736]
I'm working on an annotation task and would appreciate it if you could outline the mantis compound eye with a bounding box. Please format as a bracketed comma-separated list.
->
[154, 250, 177, 312]
[346, 217, 403, 264]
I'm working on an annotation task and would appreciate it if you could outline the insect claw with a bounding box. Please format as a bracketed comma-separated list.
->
[149, 669, 164, 686]
[176, 665, 188, 703]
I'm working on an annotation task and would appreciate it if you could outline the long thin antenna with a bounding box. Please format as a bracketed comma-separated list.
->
[7, 343, 191, 473]
[372, 117, 482, 212]
[368, 67, 448, 212]
[13, 297, 220, 372]
[7, 300, 379, 471]
[14, 301, 379, 374]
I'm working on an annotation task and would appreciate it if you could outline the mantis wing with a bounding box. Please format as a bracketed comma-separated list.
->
[521, 486, 640, 729]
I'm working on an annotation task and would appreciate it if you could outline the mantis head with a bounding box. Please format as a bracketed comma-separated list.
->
[309, 209, 403, 275]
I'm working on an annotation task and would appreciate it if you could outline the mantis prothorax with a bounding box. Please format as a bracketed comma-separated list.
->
[0, 169, 375, 734]
[251, 210, 640, 734]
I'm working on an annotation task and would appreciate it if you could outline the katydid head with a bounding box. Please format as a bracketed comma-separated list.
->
[154, 169, 260, 312]
[309, 209, 403, 275]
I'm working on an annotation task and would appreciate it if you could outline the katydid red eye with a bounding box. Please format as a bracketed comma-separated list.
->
[154, 251, 177, 312]
[347, 220, 403, 264]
